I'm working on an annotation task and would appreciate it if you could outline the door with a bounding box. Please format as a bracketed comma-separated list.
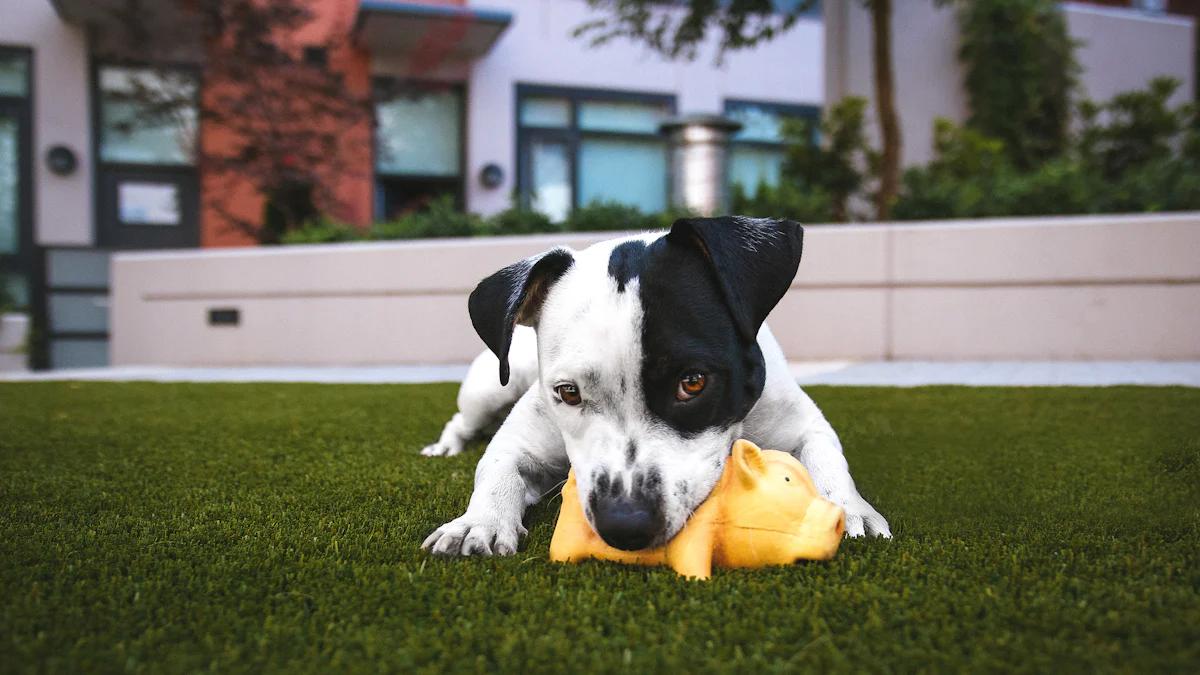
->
[94, 65, 201, 250]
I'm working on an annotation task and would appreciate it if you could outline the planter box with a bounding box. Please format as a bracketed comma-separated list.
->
[111, 213, 1200, 367]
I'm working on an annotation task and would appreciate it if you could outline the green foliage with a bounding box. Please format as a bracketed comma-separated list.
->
[782, 97, 877, 221]
[1079, 77, 1185, 181]
[2, 383, 1200, 671]
[563, 201, 659, 233]
[892, 79, 1200, 221]
[480, 205, 560, 236]
[731, 180, 832, 224]
[575, 0, 818, 62]
[733, 97, 875, 223]
[278, 216, 364, 245]
[370, 195, 484, 240]
[956, 0, 1078, 170]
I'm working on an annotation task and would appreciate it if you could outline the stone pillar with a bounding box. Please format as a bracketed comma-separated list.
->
[659, 115, 743, 216]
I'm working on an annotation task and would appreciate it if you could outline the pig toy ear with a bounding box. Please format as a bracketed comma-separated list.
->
[731, 439, 768, 487]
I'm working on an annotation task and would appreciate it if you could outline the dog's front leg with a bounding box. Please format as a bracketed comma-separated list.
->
[791, 416, 891, 538]
[422, 388, 567, 557]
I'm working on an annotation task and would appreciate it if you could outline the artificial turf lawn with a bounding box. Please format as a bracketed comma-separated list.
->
[1, 383, 1198, 673]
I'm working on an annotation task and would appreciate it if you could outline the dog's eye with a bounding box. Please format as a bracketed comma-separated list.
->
[556, 384, 582, 406]
[676, 373, 706, 401]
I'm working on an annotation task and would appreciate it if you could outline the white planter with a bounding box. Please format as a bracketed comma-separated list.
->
[0, 313, 30, 373]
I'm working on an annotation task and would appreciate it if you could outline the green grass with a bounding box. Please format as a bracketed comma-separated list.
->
[2, 383, 1198, 673]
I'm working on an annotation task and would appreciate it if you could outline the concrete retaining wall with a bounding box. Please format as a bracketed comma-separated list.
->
[111, 213, 1200, 366]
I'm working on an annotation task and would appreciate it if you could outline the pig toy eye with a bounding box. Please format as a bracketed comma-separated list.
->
[784, 477, 790, 482]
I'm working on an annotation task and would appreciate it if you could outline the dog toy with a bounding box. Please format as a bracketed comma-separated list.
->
[549, 439, 846, 580]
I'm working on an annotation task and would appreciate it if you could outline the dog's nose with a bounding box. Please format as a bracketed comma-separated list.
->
[592, 496, 662, 551]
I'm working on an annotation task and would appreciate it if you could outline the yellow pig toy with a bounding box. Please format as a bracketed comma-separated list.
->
[549, 439, 846, 580]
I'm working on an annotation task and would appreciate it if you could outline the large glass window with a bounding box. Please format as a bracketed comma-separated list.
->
[724, 100, 819, 193]
[99, 66, 198, 166]
[374, 85, 464, 220]
[517, 86, 673, 220]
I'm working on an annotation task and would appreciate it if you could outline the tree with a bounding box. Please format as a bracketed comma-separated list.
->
[577, 0, 901, 220]
[97, 0, 375, 243]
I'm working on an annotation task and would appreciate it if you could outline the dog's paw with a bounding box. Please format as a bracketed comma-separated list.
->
[421, 440, 463, 457]
[421, 514, 528, 556]
[835, 495, 892, 539]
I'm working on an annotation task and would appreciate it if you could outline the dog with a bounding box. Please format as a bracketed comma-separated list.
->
[421, 217, 890, 557]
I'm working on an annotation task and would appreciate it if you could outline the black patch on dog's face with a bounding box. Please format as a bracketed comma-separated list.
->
[632, 237, 767, 437]
[607, 240, 648, 293]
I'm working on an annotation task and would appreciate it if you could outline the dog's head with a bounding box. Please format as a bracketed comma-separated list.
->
[469, 217, 804, 550]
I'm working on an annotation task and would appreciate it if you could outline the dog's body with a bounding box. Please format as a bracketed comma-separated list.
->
[422, 218, 889, 557]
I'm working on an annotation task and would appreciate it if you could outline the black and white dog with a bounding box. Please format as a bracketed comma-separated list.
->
[421, 217, 890, 557]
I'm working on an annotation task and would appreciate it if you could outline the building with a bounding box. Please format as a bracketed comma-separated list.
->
[0, 0, 824, 368]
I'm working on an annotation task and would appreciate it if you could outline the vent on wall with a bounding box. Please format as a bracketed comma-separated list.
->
[208, 308, 240, 326]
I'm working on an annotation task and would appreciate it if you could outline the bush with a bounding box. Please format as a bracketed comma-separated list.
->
[370, 195, 483, 240]
[481, 205, 560, 236]
[563, 201, 660, 233]
[731, 180, 833, 224]
[278, 216, 364, 244]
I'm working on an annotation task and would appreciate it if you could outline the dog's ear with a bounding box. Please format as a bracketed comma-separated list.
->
[469, 247, 575, 385]
[666, 217, 804, 343]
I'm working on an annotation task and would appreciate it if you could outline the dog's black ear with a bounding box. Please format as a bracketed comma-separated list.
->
[666, 217, 804, 343]
[468, 247, 574, 385]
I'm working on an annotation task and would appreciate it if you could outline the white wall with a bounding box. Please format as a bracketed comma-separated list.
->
[465, 0, 824, 216]
[110, 213, 1200, 367]
[1067, 3, 1195, 107]
[824, 0, 1195, 168]
[0, 0, 92, 246]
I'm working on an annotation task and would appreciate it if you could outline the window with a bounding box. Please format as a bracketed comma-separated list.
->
[0, 48, 32, 310]
[518, 86, 674, 221]
[374, 84, 464, 220]
[724, 100, 819, 193]
[0, 52, 29, 98]
[98, 66, 198, 166]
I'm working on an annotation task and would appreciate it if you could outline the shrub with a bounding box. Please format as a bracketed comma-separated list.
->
[370, 195, 483, 240]
[278, 216, 365, 244]
[731, 180, 833, 224]
[1079, 77, 1185, 181]
[563, 201, 660, 233]
[781, 96, 875, 222]
[481, 205, 560, 236]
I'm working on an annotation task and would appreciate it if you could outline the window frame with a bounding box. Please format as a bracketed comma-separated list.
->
[372, 79, 467, 218]
[723, 98, 820, 192]
[516, 84, 677, 216]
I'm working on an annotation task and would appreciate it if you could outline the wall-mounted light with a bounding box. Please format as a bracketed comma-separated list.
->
[479, 163, 504, 189]
[46, 145, 78, 176]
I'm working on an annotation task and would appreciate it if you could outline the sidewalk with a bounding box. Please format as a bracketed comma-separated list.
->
[3, 361, 1199, 386]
